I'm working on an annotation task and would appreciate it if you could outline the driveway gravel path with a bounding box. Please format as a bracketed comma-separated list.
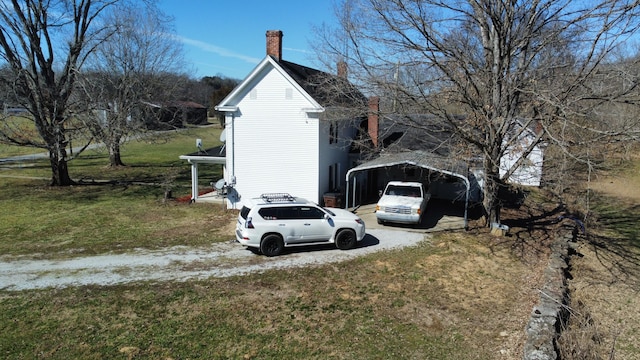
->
[0, 229, 427, 291]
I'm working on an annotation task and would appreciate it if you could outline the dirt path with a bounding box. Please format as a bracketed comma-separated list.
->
[0, 229, 427, 291]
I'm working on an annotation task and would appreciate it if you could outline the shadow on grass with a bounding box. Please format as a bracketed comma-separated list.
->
[491, 188, 573, 262]
[583, 197, 640, 289]
[499, 189, 640, 289]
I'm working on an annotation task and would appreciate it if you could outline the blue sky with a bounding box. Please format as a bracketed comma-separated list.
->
[158, 0, 338, 80]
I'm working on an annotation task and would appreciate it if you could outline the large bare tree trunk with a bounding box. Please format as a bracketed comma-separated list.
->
[108, 141, 125, 167]
[482, 158, 502, 226]
[49, 152, 73, 186]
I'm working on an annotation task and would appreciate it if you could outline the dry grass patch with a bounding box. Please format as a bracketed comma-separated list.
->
[1, 229, 552, 359]
[559, 214, 640, 359]
[557, 162, 640, 359]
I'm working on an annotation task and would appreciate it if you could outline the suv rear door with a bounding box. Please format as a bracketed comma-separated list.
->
[256, 206, 301, 243]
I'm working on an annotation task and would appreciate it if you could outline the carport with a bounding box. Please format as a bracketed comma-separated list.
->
[345, 150, 473, 229]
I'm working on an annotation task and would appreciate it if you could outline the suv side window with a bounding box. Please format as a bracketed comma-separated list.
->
[297, 206, 326, 220]
[258, 207, 278, 220]
[277, 206, 296, 220]
[257, 206, 297, 220]
[256, 205, 326, 220]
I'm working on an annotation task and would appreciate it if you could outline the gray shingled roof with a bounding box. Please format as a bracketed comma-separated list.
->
[278, 59, 368, 108]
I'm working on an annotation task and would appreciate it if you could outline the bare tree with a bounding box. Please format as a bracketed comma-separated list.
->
[317, 0, 640, 225]
[77, 4, 186, 167]
[0, 0, 122, 185]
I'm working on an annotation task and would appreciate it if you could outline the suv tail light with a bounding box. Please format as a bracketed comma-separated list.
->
[246, 217, 254, 229]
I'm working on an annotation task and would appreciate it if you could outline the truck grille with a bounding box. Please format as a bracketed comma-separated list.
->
[383, 206, 411, 214]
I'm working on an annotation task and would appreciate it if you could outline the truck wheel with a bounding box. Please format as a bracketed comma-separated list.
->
[260, 234, 284, 257]
[335, 229, 357, 250]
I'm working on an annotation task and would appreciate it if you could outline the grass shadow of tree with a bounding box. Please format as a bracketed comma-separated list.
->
[495, 188, 568, 262]
[582, 195, 640, 290]
[495, 188, 640, 290]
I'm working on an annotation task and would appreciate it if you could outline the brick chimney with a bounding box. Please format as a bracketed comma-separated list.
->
[368, 96, 380, 148]
[266, 30, 283, 61]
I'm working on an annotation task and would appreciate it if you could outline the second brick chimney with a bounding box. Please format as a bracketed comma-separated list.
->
[337, 61, 348, 78]
[266, 30, 283, 62]
[368, 96, 380, 148]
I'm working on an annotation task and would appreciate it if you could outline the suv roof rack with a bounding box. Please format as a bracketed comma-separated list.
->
[260, 193, 295, 203]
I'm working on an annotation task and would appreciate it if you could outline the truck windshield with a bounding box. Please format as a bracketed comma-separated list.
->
[385, 185, 422, 197]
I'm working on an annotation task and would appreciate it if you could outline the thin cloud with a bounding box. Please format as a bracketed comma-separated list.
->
[284, 47, 312, 54]
[174, 35, 261, 64]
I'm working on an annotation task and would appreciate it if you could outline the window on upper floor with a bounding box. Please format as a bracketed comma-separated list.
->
[329, 121, 338, 144]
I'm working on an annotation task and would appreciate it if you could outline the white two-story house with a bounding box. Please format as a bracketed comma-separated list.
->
[214, 30, 366, 209]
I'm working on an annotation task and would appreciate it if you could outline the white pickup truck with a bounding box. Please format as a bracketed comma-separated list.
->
[375, 181, 430, 225]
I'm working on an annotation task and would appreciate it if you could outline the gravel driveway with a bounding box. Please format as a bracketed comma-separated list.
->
[0, 229, 427, 291]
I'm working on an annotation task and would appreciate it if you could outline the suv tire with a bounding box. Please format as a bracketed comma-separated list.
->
[335, 229, 357, 250]
[260, 234, 284, 257]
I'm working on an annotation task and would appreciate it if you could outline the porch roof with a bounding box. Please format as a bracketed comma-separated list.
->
[179, 145, 226, 164]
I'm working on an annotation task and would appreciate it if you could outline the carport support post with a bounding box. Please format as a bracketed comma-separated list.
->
[189, 161, 199, 202]
[345, 172, 362, 209]
[464, 183, 469, 230]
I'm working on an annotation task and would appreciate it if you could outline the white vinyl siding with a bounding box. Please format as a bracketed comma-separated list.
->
[227, 67, 321, 206]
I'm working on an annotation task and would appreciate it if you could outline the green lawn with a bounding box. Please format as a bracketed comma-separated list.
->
[0, 126, 228, 258]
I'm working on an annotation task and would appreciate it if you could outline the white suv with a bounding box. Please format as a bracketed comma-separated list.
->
[236, 193, 366, 256]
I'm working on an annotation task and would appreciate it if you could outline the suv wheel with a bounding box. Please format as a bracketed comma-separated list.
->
[335, 229, 357, 250]
[260, 234, 284, 257]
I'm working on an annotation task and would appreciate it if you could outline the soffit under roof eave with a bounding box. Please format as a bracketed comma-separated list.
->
[215, 105, 238, 112]
[179, 155, 226, 164]
[302, 106, 325, 113]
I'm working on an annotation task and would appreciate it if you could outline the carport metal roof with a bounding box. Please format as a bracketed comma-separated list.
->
[345, 150, 471, 229]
